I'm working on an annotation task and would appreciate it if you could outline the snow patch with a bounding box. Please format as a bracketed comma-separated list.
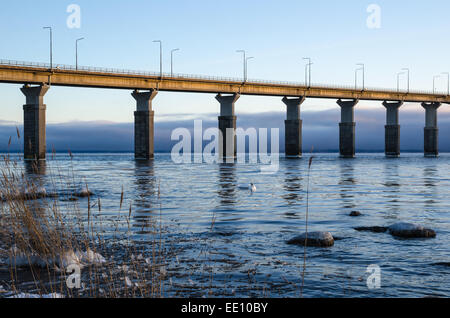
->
[81, 249, 106, 265]
[5, 246, 106, 269]
[8, 292, 64, 298]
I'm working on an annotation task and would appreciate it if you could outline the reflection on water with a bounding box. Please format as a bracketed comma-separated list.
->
[23, 160, 47, 188]
[282, 160, 303, 219]
[217, 163, 236, 207]
[24, 160, 46, 176]
[22, 161, 48, 228]
[423, 163, 438, 209]
[282, 161, 303, 205]
[338, 160, 356, 210]
[423, 166, 437, 188]
[133, 160, 157, 235]
[382, 159, 401, 216]
[383, 159, 400, 188]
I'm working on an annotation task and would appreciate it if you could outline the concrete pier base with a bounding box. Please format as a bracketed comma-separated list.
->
[424, 127, 439, 157]
[383, 101, 403, 157]
[337, 99, 358, 158]
[339, 123, 356, 158]
[133, 90, 158, 160]
[422, 102, 441, 157]
[21, 84, 49, 160]
[216, 93, 240, 159]
[282, 96, 305, 158]
[385, 125, 400, 157]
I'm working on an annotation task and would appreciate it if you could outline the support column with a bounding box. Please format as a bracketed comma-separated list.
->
[133, 89, 157, 160]
[383, 101, 403, 157]
[422, 102, 441, 157]
[337, 99, 359, 158]
[282, 96, 305, 158]
[216, 93, 240, 158]
[21, 84, 49, 160]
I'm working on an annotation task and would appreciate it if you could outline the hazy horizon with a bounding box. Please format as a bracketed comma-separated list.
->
[2, 108, 450, 152]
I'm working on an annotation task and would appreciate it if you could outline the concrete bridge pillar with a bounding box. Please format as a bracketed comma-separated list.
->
[21, 84, 49, 160]
[282, 96, 305, 158]
[216, 93, 240, 158]
[422, 102, 441, 157]
[133, 89, 158, 160]
[383, 101, 403, 157]
[337, 99, 359, 158]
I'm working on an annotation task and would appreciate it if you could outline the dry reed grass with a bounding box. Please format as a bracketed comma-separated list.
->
[0, 154, 167, 298]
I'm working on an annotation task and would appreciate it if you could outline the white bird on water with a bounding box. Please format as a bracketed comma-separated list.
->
[250, 183, 256, 192]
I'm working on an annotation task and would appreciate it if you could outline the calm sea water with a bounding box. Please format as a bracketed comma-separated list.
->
[5, 153, 450, 297]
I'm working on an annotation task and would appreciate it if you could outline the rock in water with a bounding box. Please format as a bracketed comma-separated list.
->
[388, 222, 436, 238]
[287, 232, 335, 247]
[349, 211, 362, 217]
[354, 226, 388, 233]
[74, 189, 93, 198]
[432, 262, 450, 267]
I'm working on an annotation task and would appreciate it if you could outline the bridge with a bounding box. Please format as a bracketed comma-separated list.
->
[1, 59, 449, 160]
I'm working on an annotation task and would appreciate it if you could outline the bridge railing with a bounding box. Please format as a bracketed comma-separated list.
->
[0, 59, 444, 96]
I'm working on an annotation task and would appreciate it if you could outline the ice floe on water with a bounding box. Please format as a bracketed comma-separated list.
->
[5, 246, 106, 270]
[1, 186, 94, 202]
[6, 246, 49, 268]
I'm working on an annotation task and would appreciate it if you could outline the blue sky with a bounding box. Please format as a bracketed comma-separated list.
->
[1, 0, 450, 125]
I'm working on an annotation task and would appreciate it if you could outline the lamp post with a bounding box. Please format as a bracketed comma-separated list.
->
[442, 72, 449, 95]
[356, 63, 365, 90]
[303, 57, 312, 87]
[43, 26, 53, 69]
[433, 75, 440, 94]
[75, 37, 84, 70]
[401, 68, 410, 93]
[153, 40, 162, 77]
[236, 50, 246, 81]
[170, 48, 180, 77]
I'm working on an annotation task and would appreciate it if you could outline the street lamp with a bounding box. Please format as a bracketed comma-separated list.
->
[433, 75, 440, 94]
[442, 72, 449, 95]
[397, 72, 405, 93]
[75, 37, 85, 70]
[303, 57, 312, 87]
[43, 27, 53, 69]
[170, 48, 180, 77]
[153, 40, 162, 78]
[236, 50, 246, 82]
[401, 68, 410, 93]
[355, 63, 365, 90]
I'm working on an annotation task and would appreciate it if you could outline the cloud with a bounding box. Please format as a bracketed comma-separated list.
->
[1, 109, 450, 152]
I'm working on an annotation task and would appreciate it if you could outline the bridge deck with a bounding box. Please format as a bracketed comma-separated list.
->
[1, 61, 449, 103]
